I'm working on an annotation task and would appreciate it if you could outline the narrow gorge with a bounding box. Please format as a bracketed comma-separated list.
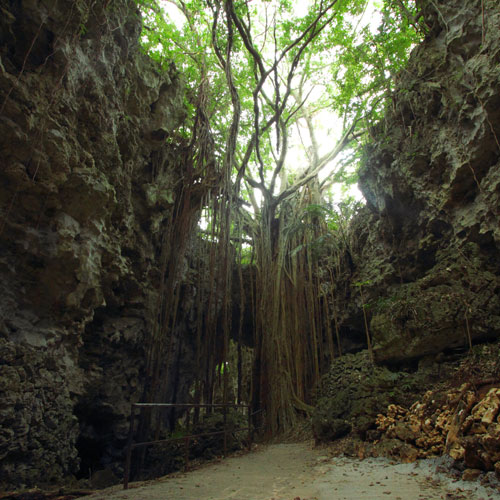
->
[0, 0, 499, 495]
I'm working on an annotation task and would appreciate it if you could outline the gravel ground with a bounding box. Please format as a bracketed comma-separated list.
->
[86, 443, 500, 500]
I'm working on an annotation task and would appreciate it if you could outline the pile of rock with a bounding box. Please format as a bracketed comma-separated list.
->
[371, 383, 500, 478]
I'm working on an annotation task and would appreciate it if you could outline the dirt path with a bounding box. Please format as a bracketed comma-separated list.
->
[88, 443, 498, 500]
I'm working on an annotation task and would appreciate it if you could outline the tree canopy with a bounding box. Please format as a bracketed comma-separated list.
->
[137, 0, 422, 208]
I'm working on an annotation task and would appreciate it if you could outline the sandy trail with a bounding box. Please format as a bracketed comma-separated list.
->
[88, 443, 498, 500]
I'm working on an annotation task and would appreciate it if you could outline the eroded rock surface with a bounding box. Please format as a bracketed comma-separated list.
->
[0, 0, 193, 488]
[337, 0, 500, 363]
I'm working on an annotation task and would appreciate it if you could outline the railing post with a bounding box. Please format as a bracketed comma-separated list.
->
[184, 435, 191, 471]
[247, 406, 252, 451]
[223, 405, 228, 457]
[186, 406, 191, 434]
[123, 405, 136, 490]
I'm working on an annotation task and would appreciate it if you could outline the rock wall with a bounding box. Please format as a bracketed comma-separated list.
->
[0, 0, 197, 488]
[338, 0, 500, 364]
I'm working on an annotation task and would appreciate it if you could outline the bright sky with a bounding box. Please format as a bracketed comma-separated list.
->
[158, 0, 383, 206]
[160, 1, 184, 26]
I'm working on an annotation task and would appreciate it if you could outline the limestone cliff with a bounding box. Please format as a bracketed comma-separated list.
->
[0, 0, 196, 487]
[338, 0, 500, 363]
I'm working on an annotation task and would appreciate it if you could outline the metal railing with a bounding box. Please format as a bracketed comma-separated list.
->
[123, 403, 253, 489]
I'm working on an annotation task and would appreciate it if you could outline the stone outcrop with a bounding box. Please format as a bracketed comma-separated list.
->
[313, 351, 395, 441]
[336, 0, 500, 364]
[0, 0, 199, 488]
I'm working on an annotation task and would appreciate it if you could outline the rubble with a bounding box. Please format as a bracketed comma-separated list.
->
[371, 384, 500, 477]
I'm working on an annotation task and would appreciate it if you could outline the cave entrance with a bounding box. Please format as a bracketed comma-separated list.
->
[73, 399, 118, 479]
